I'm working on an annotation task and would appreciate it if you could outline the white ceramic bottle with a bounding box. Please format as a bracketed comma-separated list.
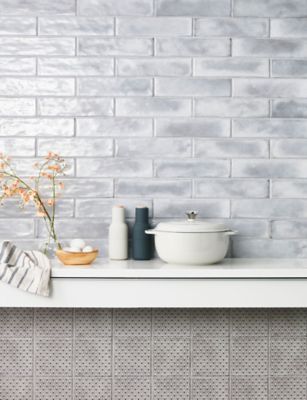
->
[108, 205, 128, 260]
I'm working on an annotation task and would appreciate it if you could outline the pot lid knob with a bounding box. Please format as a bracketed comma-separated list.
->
[186, 210, 198, 221]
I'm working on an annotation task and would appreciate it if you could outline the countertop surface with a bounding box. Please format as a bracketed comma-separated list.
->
[51, 258, 307, 278]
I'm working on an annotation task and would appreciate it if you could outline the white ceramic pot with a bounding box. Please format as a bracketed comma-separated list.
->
[146, 211, 236, 265]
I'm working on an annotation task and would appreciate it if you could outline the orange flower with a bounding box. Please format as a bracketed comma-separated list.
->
[48, 164, 61, 172]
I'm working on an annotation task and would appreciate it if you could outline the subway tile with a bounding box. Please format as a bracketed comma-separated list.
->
[11, 157, 75, 177]
[114, 377, 150, 400]
[156, 38, 230, 56]
[114, 309, 151, 336]
[153, 336, 190, 375]
[194, 139, 268, 158]
[231, 309, 269, 336]
[35, 309, 72, 338]
[195, 17, 268, 37]
[75, 338, 112, 376]
[272, 99, 307, 118]
[38, 219, 110, 239]
[0, 339, 33, 376]
[272, 180, 307, 198]
[153, 377, 190, 400]
[76, 198, 152, 218]
[0, 0, 74, 15]
[75, 377, 111, 400]
[0, 98, 35, 116]
[75, 309, 112, 337]
[79, 0, 153, 16]
[38, 98, 113, 117]
[116, 179, 191, 198]
[0, 378, 32, 400]
[231, 376, 268, 400]
[0, 77, 74, 96]
[155, 77, 230, 96]
[233, 118, 307, 138]
[232, 238, 307, 258]
[233, 38, 307, 57]
[0, 37, 75, 56]
[156, 0, 230, 16]
[116, 138, 191, 157]
[272, 220, 307, 239]
[271, 18, 307, 37]
[0, 137, 35, 156]
[0, 57, 35, 76]
[117, 57, 191, 77]
[195, 179, 268, 198]
[116, 98, 191, 117]
[195, 58, 268, 77]
[155, 159, 230, 178]
[77, 158, 153, 178]
[35, 338, 72, 376]
[191, 309, 230, 337]
[154, 199, 230, 218]
[0, 199, 73, 218]
[78, 77, 152, 96]
[192, 377, 229, 400]
[38, 57, 113, 76]
[272, 60, 307, 77]
[35, 377, 72, 400]
[0, 17, 36, 34]
[59, 178, 113, 198]
[270, 377, 307, 400]
[234, 78, 307, 97]
[220, 218, 270, 237]
[0, 308, 33, 338]
[38, 138, 113, 157]
[79, 37, 153, 56]
[117, 17, 191, 36]
[155, 118, 230, 137]
[231, 336, 268, 376]
[232, 159, 307, 178]
[232, 199, 307, 218]
[270, 309, 307, 336]
[233, 0, 307, 17]
[39, 16, 113, 35]
[195, 98, 269, 117]
[77, 117, 153, 137]
[192, 337, 229, 375]
[270, 337, 307, 376]
[152, 309, 190, 336]
[271, 139, 307, 157]
[0, 118, 74, 137]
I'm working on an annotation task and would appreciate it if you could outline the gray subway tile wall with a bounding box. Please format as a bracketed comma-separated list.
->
[0, 308, 307, 399]
[1, 0, 306, 257]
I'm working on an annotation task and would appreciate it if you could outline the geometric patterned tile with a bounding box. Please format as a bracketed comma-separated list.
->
[192, 337, 229, 376]
[153, 377, 190, 400]
[35, 308, 73, 338]
[231, 309, 268, 336]
[270, 337, 307, 376]
[0, 339, 33, 376]
[153, 309, 190, 336]
[114, 336, 151, 376]
[270, 376, 307, 400]
[231, 376, 268, 400]
[270, 310, 307, 337]
[0, 308, 33, 338]
[75, 338, 112, 376]
[231, 337, 268, 376]
[75, 377, 111, 400]
[35, 377, 72, 400]
[75, 309, 112, 337]
[0, 377, 33, 400]
[35, 338, 72, 376]
[153, 336, 190, 375]
[114, 309, 151, 336]
[192, 377, 229, 400]
[192, 309, 230, 337]
[113, 377, 151, 400]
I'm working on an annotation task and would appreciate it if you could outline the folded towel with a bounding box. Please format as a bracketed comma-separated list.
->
[0, 241, 51, 296]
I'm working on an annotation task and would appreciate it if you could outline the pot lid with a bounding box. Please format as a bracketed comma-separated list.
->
[155, 211, 230, 233]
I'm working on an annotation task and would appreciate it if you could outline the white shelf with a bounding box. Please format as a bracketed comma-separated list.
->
[2, 258, 307, 308]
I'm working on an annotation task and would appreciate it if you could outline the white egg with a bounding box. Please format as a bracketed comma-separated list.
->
[83, 245, 94, 253]
[63, 247, 72, 252]
[70, 239, 86, 249]
[68, 246, 82, 253]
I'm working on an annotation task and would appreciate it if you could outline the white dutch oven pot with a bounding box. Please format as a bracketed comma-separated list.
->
[146, 211, 236, 265]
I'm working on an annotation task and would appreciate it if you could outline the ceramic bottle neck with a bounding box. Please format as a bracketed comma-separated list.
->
[112, 206, 125, 223]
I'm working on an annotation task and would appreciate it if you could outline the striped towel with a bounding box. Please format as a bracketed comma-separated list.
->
[0, 241, 51, 297]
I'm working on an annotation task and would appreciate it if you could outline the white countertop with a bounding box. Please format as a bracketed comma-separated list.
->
[51, 258, 307, 279]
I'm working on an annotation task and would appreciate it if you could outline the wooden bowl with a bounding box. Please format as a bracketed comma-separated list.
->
[56, 249, 99, 266]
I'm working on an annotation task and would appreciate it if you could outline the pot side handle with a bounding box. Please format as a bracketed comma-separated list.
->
[225, 230, 238, 236]
[145, 229, 156, 235]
